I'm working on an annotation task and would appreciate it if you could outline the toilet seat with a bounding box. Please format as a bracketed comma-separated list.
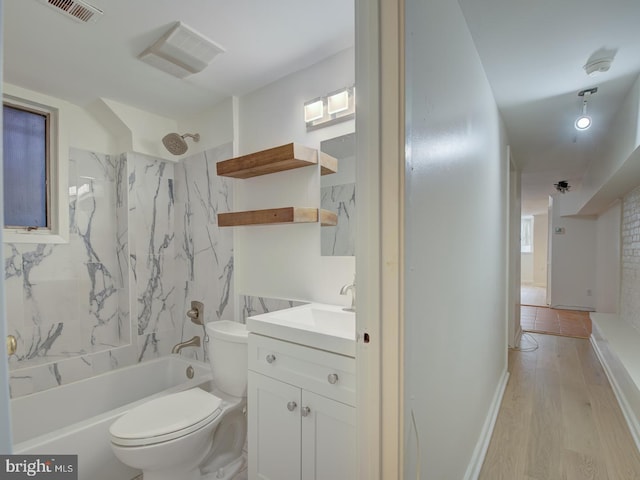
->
[110, 388, 223, 447]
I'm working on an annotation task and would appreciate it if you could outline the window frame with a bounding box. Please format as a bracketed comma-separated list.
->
[3, 101, 52, 230]
[3, 91, 68, 244]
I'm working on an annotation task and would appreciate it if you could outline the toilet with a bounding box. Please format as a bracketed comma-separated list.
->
[109, 320, 249, 480]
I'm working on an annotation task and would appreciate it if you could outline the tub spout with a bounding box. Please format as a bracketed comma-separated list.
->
[171, 335, 201, 354]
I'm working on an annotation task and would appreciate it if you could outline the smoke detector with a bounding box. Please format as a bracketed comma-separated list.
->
[584, 57, 613, 76]
[39, 0, 103, 23]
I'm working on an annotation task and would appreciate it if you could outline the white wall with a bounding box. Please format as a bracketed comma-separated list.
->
[596, 201, 621, 313]
[549, 194, 597, 310]
[177, 98, 235, 155]
[521, 252, 533, 283]
[235, 48, 356, 306]
[533, 213, 548, 287]
[404, 0, 509, 477]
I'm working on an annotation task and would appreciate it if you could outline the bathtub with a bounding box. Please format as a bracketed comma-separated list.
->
[11, 356, 212, 480]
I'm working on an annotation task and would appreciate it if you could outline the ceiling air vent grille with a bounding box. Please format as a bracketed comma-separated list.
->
[41, 0, 103, 23]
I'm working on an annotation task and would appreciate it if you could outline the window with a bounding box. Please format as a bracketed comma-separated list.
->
[3, 92, 66, 244]
[521, 216, 533, 253]
[3, 103, 50, 228]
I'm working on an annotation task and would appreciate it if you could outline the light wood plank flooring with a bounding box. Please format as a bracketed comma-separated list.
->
[479, 333, 640, 480]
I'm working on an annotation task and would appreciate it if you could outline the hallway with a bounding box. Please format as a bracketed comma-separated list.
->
[479, 334, 640, 480]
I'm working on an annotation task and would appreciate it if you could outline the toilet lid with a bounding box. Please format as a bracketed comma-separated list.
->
[110, 388, 222, 447]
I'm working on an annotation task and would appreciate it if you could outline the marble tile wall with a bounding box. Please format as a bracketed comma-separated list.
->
[321, 183, 356, 256]
[173, 143, 235, 362]
[240, 295, 307, 323]
[6, 149, 129, 396]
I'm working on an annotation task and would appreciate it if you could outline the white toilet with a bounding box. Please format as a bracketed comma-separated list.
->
[109, 320, 249, 480]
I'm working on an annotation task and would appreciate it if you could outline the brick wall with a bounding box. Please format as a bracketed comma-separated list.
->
[621, 185, 640, 332]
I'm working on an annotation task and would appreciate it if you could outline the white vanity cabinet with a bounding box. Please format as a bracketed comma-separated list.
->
[248, 333, 356, 480]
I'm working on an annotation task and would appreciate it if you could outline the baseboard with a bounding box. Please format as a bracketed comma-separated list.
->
[549, 304, 595, 312]
[463, 369, 510, 480]
[509, 325, 523, 349]
[590, 335, 640, 453]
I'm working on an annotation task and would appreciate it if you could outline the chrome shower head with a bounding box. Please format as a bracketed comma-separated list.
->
[162, 132, 200, 155]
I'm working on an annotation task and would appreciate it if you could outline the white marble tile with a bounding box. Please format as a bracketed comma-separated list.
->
[23, 279, 83, 359]
[4, 244, 25, 354]
[136, 253, 176, 336]
[9, 373, 34, 398]
[240, 295, 308, 323]
[321, 183, 356, 256]
[130, 154, 175, 258]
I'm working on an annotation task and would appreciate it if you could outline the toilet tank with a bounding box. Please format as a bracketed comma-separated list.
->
[206, 321, 249, 397]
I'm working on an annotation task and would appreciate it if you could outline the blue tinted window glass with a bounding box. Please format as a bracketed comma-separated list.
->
[3, 105, 48, 227]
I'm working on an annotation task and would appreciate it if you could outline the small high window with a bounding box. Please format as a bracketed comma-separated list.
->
[3, 102, 50, 229]
[2, 92, 65, 244]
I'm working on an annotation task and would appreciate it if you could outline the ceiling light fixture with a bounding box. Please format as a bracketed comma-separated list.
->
[575, 87, 597, 131]
[304, 98, 324, 123]
[304, 86, 355, 131]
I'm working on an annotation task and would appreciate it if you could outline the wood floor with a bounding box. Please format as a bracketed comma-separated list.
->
[479, 333, 640, 480]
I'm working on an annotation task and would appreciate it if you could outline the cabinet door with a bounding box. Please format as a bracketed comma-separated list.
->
[248, 371, 301, 480]
[301, 391, 356, 480]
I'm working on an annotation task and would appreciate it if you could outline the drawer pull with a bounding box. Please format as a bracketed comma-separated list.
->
[301, 406, 311, 417]
[327, 373, 339, 384]
[266, 354, 276, 364]
[287, 401, 297, 412]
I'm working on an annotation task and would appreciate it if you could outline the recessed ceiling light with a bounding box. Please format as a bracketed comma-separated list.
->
[575, 115, 592, 130]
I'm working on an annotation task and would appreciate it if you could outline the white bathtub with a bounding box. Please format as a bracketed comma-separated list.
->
[11, 356, 212, 480]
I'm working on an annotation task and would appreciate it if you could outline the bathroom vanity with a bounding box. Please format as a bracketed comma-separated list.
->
[246, 303, 356, 480]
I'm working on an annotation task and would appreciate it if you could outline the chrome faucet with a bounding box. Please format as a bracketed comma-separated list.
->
[171, 335, 201, 354]
[340, 278, 356, 312]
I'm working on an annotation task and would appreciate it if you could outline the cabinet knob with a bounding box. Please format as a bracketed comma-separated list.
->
[327, 373, 339, 384]
[301, 406, 311, 417]
[287, 401, 297, 412]
[266, 354, 276, 364]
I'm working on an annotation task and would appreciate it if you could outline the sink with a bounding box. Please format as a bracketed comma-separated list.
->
[246, 303, 356, 357]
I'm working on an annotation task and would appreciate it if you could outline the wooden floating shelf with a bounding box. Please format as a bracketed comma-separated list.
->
[218, 208, 338, 227]
[216, 143, 338, 179]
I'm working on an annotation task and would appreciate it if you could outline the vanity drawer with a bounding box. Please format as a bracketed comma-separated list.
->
[248, 333, 356, 406]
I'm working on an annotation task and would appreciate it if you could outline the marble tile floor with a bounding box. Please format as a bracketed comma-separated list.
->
[521, 306, 592, 339]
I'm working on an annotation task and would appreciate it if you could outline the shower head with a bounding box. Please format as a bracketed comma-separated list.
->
[162, 132, 200, 155]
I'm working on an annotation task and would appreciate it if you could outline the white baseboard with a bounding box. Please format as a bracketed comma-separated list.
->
[464, 369, 510, 480]
[590, 335, 640, 453]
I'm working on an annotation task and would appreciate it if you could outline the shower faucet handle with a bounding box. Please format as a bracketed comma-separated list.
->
[186, 301, 204, 325]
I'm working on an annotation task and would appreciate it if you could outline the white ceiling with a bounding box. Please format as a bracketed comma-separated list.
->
[4, 0, 354, 117]
[459, 0, 640, 215]
[7, 1, 640, 216]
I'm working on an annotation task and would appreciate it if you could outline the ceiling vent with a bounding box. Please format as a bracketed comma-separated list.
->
[138, 22, 225, 78]
[40, 0, 103, 23]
